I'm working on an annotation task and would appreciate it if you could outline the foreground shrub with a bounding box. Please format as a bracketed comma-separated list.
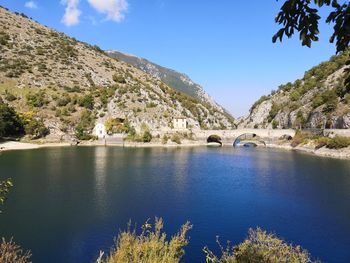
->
[203, 228, 317, 263]
[0, 238, 31, 263]
[100, 218, 192, 263]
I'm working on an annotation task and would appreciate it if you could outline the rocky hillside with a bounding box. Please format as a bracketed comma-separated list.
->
[239, 51, 350, 129]
[0, 7, 235, 140]
[107, 50, 229, 114]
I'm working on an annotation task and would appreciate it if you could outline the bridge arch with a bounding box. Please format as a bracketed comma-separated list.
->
[233, 133, 266, 147]
[207, 134, 222, 146]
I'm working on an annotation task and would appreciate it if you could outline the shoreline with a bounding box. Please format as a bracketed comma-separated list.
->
[1, 140, 350, 160]
[266, 142, 350, 160]
[0, 141, 71, 152]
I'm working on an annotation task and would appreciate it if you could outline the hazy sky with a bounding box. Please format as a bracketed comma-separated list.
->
[2, 1, 337, 117]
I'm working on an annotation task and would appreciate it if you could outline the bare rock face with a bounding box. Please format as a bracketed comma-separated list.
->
[240, 101, 272, 128]
[334, 112, 350, 129]
[275, 111, 290, 128]
[307, 110, 327, 128]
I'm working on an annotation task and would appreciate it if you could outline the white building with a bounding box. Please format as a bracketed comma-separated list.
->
[94, 123, 107, 139]
[173, 117, 187, 129]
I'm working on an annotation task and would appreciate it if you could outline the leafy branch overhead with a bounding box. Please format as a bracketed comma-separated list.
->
[273, 0, 350, 53]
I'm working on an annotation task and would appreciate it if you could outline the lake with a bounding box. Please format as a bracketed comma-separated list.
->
[0, 146, 350, 262]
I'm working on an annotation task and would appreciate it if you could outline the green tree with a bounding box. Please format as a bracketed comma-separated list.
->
[78, 94, 94, 110]
[0, 103, 24, 138]
[75, 110, 95, 140]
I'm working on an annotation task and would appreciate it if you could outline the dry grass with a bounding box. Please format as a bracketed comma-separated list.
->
[203, 228, 318, 263]
[0, 238, 31, 263]
[99, 218, 192, 263]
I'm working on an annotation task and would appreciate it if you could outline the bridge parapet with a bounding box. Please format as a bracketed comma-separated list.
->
[192, 129, 296, 140]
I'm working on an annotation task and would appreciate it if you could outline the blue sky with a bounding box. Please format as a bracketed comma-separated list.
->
[1, 0, 337, 117]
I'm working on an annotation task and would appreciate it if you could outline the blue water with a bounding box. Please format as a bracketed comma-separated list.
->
[0, 146, 350, 262]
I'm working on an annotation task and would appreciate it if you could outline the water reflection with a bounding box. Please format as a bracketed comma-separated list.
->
[0, 147, 350, 263]
[93, 147, 108, 215]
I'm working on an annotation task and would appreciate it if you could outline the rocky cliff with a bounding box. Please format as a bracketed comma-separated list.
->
[0, 6, 235, 140]
[106, 50, 228, 115]
[239, 51, 350, 129]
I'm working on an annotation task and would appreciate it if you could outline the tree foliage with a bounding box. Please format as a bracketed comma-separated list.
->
[274, 0, 350, 53]
[0, 103, 24, 138]
[274, 0, 350, 91]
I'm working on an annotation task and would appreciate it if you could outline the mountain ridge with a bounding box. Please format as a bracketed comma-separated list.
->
[106, 50, 229, 115]
[0, 6, 235, 141]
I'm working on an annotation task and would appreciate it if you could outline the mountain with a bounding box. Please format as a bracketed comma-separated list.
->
[0, 6, 235, 140]
[239, 51, 350, 129]
[106, 50, 229, 115]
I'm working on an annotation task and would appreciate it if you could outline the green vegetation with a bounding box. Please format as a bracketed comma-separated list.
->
[105, 118, 128, 134]
[75, 109, 95, 140]
[326, 136, 350, 149]
[56, 93, 71, 107]
[0, 31, 11, 47]
[162, 134, 169, 144]
[112, 74, 126, 84]
[0, 102, 24, 137]
[171, 133, 182, 144]
[204, 228, 317, 263]
[26, 91, 48, 108]
[291, 131, 350, 150]
[0, 103, 49, 139]
[3, 90, 16, 102]
[19, 112, 49, 139]
[100, 220, 317, 263]
[142, 130, 153, 143]
[267, 103, 281, 122]
[272, 119, 279, 129]
[293, 111, 307, 129]
[100, 218, 192, 263]
[78, 94, 94, 110]
[274, 1, 349, 54]
[125, 123, 153, 143]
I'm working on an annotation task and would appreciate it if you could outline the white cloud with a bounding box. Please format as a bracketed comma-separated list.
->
[61, 0, 81, 26]
[25, 1, 38, 9]
[87, 0, 128, 22]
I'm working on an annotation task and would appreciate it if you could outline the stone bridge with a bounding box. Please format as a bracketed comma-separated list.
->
[153, 129, 296, 145]
[192, 129, 296, 145]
